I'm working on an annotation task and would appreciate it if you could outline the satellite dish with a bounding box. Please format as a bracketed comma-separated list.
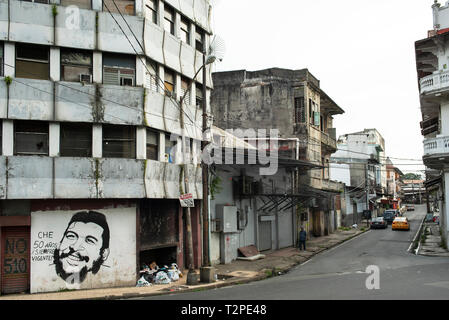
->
[208, 34, 226, 63]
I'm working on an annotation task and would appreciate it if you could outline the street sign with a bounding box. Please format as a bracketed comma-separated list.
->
[179, 193, 195, 207]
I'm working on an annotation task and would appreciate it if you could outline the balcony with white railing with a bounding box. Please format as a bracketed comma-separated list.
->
[423, 135, 449, 169]
[420, 70, 449, 94]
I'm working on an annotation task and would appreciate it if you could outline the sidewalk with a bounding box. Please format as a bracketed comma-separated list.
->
[418, 221, 449, 257]
[0, 227, 368, 300]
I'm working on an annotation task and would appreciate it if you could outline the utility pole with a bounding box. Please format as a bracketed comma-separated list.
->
[365, 163, 369, 228]
[202, 50, 210, 268]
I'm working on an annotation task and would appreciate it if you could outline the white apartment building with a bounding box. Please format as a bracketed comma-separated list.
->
[0, 0, 213, 294]
[415, 1, 449, 249]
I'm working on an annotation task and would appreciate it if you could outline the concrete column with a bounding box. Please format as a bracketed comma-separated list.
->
[190, 23, 196, 49]
[158, 66, 165, 90]
[191, 82, 197, 107]
[175, 74, 181, 101]
[175, 136, 182, 164]
[136, 127, 146, 159]
[50, 47, 60, 82]
[158, 0, 164, 29]
[159, 132, 165, 162]
[440, 101, 449, 136]
[135, 0, 144, 17]
[93, 52, 103, 84]
[174, 11, 181, 39]
[92, 124, 102, 158]
[4, 42, 15, 77]
[136, 56, 145, 87]
[2, 120, 14, 156]
[49, 123, 60, 157]
[444, 171, 449, 248]
[92, 0, 102, 11]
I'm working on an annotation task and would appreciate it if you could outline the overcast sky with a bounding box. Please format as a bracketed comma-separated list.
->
[211, 0, 434, 176]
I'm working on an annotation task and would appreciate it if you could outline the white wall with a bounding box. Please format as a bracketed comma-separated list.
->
[330, 163, 351, 185]
[30, 206, 136, 293]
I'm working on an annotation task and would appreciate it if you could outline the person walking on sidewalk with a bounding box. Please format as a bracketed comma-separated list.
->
[298, 227, 307, 251]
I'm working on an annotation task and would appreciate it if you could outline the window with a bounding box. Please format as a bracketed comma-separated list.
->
[180, 77, 190, 104]
[60, 0, 91, 9]
[164, 5, 175, 35]
[180, 17, 191, 45]
[145, 58, 158, 92]
[14, 121, 49, 156]
[195, 28, 205, 52]
[103, 53, 136, 86]
[60, 123, 92, 157]
[165, 134, 176, 163]
[15, 43, 49, 80]
[146, 0, 158, 24]
[61, 49, 93, 83]
[294, 97, 305, 123]
[102, 124, 136, 158]
[164, 68, 175, 96]
[195, 82, 203, 108]
[22, 0, 50, 3]
[103, 0, 135, 15]
[308, 99, 313, 124]
[0, 42, 3, 77]
[146, 129, 158, 160]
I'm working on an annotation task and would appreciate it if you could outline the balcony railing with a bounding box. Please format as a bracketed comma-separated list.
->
[321, 131, 337, 150]
[420, 70, 449, 94]
[423, 135, 449, 156]
[321, 179, 343, 192]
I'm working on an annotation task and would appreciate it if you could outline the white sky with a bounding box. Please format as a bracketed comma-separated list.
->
[211, 0, 434, 176]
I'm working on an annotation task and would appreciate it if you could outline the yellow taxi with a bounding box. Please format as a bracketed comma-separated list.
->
[392, 217, 410, 231]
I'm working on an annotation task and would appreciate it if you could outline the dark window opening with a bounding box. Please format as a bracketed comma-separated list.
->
[146, 0, 158, 24]
[195, 82, 203, 108]
[61, 49, 93, 83]
[180, 17, 191, 45]
[164, 5, 175, 35]
[146, 129, 159, 161]
[294, 97, 305, 123]
[16, 43, 49, 80]
[103, 0, 135, 15]
[195, 28, 205, 52]
[165, 134, 176, 163]
[102, 124, 136, 158]
[14, 121, 49, 156]
[103, 53, 136, 86]
[22, 0, 50, 3]
[60, 123, 92, 157]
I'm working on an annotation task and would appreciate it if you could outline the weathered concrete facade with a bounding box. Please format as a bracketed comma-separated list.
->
[211, 68, 345, 240]
[0, 0, 212, 294]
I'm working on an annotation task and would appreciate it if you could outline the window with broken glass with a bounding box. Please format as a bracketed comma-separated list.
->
[103, 0, 135, 15]
[60, 122, 92, 157]
[61, 49, 93, 83]
[16, 43, 49, 80]
[146, 129, 158, 161]
[14, 121, 49, 156]
[102, 125, 136, 158]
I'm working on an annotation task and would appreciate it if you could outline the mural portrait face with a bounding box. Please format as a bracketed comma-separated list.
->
[53, 211, 110, 284]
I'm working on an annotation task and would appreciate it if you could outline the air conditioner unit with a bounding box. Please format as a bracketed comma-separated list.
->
[79, 74, 92, 83]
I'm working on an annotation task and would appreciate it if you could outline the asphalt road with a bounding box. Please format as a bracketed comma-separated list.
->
[139, 205, 449, 300]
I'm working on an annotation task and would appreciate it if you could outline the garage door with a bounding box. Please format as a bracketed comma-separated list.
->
[1, 227, 30, 294]
[258, 221, 272, 252]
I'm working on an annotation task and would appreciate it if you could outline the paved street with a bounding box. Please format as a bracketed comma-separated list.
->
[140, 205, 449, 300]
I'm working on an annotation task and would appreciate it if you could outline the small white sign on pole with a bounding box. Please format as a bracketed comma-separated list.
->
[179, 193, 195, 207]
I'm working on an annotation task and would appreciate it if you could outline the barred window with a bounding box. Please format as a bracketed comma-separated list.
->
[294, 97, 305, 123]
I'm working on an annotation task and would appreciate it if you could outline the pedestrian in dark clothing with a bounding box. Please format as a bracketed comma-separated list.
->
[298, 227, 307, 251]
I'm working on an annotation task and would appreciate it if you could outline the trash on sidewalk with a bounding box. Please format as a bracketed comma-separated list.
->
[352, 224, 358, 229]
[136, 261, 182, 287]
[237, 245, 265, 261]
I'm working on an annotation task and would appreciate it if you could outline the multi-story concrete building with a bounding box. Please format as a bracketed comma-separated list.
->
[330, 129, 387, 222]
[0, 0, 213, 294]
[386, 158, 403, 210]
[415, 0, 449, 248]
[210, 68, 345, 239]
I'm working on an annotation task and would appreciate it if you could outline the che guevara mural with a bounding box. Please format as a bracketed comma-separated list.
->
[30, 207, 136, 293]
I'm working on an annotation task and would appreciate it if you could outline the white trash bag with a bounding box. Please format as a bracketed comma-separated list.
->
[154, 271, 171, 285]
[136, 276, 152, 287]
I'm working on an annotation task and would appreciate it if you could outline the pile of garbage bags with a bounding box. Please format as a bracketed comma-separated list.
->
[136, 262, 183, 287]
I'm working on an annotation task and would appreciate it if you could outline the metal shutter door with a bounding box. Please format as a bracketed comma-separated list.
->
[258, 221, 272, 252]
[1, 227, 30, 294]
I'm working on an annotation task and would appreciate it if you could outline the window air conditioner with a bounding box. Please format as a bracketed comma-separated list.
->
[79, 74, 92, 83]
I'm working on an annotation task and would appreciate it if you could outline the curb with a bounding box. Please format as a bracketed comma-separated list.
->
[89, 229, 370, 301]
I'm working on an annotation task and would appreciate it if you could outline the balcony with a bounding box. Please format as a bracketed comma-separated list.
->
[420, 70, 449, 95]
[423, 135, 449, 169]
[321, 179, 344, 193]
[321, 131, 337, 153]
